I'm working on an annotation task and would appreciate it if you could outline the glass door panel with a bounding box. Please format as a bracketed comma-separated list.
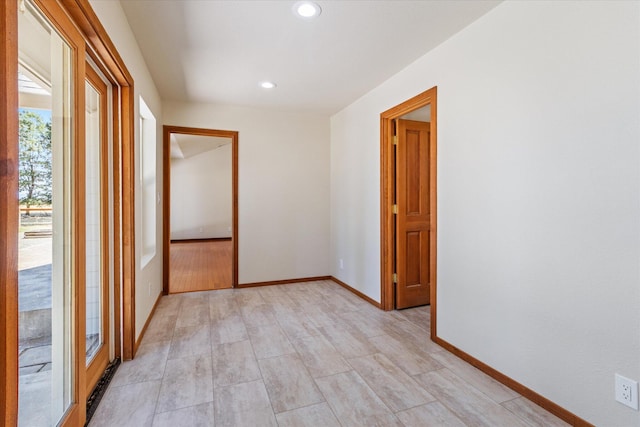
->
[85, 65, 110, 392]
[85, 80, 102, 364]
[17, 0, 75, 425]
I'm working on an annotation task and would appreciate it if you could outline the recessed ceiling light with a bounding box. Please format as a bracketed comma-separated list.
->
[260, 81, 277, 89]
[293, 1, 321, 19]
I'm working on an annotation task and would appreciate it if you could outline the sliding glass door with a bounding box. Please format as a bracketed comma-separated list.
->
[17, 0, 80, 425]
[4, 0, 136, 423]
[16, 0, 117, 424]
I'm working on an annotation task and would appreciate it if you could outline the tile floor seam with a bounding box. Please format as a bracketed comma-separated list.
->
[500, 401, 538, 427]
[501, 395, 522, 404]
[270, 397, 329, 416]
[157, 352, 215, 415]
[429, 351, 518, 404]
[216, 312, 276, 422]
[211, 376, 265, 390]
[290, 335, 353, 380]
[255, 351, 294, 362]
[436, 366, 518, 406]
[267, 351, 328, 415]
[145, 380, 172, 420]
[110, 375, 164, 389]
[149, 344, 174, 420]
[390, 396, 441, 415]
[153, 398, 215, 417]
[276, 401, 344, 426]
[315, 369, 403, 426]
[106, 378, 160, 391]
[345, 351, 440, 413]
[256, 357, 290, 417]
[399, 401, 470, 427]
[414, 368, 534, 427]
[348, 368, 400, 417]
[417, 395, 475, 427]
[311, 378, 347, 427]
[211, 339, 264, 389]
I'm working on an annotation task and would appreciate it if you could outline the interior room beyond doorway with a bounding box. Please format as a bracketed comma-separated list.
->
[163, 126, 239, 294]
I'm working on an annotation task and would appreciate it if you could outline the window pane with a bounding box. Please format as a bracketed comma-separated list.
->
[85, 80, 102, 364]
[139, 96, 156, 267]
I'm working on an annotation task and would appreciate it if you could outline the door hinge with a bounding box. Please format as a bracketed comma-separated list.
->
[392, 204, 398, 214]
[393, 273, 398, 283]
[393, 135, 397, 145]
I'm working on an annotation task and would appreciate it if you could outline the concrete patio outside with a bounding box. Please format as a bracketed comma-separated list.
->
[19, 228, 53, 427]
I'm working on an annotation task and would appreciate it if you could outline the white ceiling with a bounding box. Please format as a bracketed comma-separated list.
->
[171, 133, 231, 159]
[120, 0, 501, 115]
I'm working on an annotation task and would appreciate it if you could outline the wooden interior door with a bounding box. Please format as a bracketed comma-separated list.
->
[395, 119, 431, 309]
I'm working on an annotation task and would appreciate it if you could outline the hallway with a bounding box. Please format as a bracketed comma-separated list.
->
[88, 280, 567, 426]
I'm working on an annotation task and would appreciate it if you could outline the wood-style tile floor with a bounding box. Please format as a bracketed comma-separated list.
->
[169, 240, 232, 293]
[89, 280, 569, 427]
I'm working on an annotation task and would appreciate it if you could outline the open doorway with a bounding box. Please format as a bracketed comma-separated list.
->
[162, 126, 238, 294]
[380, 87, 437, 337]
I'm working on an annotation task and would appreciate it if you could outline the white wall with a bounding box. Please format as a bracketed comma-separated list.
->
[89, 0, 164, 341]
[171, 144, 232, 240]
[330, 1, 640, 425]
[164, 102, 330, 284]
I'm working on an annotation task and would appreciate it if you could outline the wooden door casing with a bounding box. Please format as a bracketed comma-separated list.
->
[380, 88, 437, 337]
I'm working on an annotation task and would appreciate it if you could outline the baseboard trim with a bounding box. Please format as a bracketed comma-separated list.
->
[330, 276, 381, 309]
[133, 290, 163, 355]
[237, 276, 332, 288]
[433, 337, 594, 427]
[170, 237, 231, 244]
[238, 275, 382, 309]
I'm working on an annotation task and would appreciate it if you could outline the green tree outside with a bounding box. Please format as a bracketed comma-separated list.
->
[19, 110, 52, 211]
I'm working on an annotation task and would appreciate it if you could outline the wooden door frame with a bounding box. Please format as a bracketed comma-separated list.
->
[1, 0, 136, 424]
[0, 0, 19, 424]
[380, 87, 437, 338]
[60, 0, 137, 361]
[162, 125, 239, 294]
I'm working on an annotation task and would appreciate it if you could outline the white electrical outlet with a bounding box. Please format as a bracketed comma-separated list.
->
[615, 373, 639, 410]
[339, 259, 344, 270]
